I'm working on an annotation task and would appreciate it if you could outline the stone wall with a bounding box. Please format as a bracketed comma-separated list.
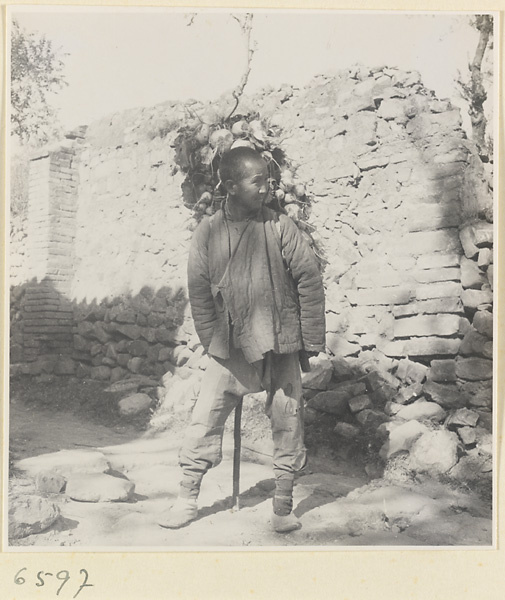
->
[10, 66, 494, 480]
[268, 67, 494, 416]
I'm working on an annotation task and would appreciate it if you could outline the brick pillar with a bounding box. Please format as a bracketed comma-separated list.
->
[21, 133, 84, 371]
[27, 142, 79, 294]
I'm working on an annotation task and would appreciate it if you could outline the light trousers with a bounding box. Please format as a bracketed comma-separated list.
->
[179, 347, 306, 485]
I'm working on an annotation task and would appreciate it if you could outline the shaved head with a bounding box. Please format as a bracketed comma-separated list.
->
[219, 147, 266, 185]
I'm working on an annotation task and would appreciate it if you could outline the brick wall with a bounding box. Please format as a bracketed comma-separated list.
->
[11, 134, 84, 370]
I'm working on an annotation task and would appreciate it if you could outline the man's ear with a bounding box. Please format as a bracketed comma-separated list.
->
[223, 179, 237, 196]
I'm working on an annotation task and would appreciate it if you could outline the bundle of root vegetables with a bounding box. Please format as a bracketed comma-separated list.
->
[174, 113, 322, 258]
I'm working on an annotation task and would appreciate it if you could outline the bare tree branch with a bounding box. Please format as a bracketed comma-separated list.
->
[226, 13, 256, 121]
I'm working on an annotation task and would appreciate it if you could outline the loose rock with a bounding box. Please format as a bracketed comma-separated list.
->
[396, 399, 446, 422]
[307, 390, 350, 416]
[66, 473, 135, 502]
[348, 394, 372, 413]
[423, 381, 465, 409]
[446, 407, 480, 429]
[409, 430, 459, 474]
[9, 495, 60, 539]
[334, 422, 360, 439]
[119, 393, 152, 416]
[457, 426, 476, 447]
[301, 355, 334, 390]
[380, 420, 429, 460]
[35, 471, 66, 494]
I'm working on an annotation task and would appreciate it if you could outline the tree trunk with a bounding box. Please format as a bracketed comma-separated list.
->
[469, 15, 493, 158]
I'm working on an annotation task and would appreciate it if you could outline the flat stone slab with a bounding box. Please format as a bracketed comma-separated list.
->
[396, 399, 447, 423]
[428, 360, 457, 382]
[16, 450, 111, 479]
[394, 314, 461, 338]
[456, 358, 493, 381]
[66, 473, 135, 502]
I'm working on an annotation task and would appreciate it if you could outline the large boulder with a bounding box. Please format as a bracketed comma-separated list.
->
[409, 430, 459, 474]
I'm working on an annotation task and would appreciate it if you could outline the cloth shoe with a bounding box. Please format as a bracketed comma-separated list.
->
[158, 497, 198, 529]
[271, 511, 301, 533]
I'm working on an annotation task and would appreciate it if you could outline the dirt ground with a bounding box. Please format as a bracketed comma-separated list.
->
[8, 376, 493, 549]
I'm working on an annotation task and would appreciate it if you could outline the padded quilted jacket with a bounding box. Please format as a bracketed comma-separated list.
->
[187, 206, 325, 362]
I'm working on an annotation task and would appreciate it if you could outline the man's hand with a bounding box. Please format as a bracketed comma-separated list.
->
[299, 349, 318, 372]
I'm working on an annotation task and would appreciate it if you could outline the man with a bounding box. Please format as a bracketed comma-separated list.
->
[158, 146, 325, 533]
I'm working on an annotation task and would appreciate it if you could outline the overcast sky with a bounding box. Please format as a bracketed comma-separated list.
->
[10, 8, 488, 132]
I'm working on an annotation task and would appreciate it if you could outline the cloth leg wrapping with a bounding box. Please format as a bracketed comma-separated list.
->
[273, 475, 295, 516]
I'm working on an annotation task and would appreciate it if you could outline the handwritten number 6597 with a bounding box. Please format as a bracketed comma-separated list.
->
[14, 567, 93, 597]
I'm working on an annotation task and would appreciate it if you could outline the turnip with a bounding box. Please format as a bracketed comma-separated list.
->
[209, 129, 234, 153]
[195, 124, 211, 145]
[199, 144, 214, 165]
[280, 169, 294, 191]
[231, 139, 256, 150]
[293, 183, 306, 198]
[285, 204, 301, 222]
[231, 120, 249, 137]
[249, 119, 266, 142]
[201, 107, 219, 125]
[275, 188, 285, 202]
[199, 191, 212, 204]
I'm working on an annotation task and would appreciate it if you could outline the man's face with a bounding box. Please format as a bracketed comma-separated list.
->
[228, 158, 269, 214]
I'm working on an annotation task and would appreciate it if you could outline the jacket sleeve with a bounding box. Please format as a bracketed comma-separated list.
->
[279, 214, 326, 352]
[187, 217, 216, 352]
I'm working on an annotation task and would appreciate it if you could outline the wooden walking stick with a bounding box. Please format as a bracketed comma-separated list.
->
[232, 398, 243, 511]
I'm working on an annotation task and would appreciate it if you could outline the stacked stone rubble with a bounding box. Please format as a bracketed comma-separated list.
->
[71, 287, 205, 382]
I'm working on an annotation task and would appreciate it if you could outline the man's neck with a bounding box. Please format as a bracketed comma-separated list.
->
[225, 198, 260, 222]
